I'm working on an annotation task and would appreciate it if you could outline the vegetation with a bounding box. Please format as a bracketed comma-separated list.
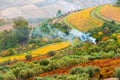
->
[65, 7, 102, 32]
[116, 0, 120, 6]
[0, 42, 70, 63]
[0, 3, 120, 80]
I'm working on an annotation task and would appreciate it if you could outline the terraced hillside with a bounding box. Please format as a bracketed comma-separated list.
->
[100, 5, 120, 23]
[65, 7, 103, 32]
[91, 5, 120, 24]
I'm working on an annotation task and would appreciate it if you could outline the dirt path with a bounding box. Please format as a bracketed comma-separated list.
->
[0, 24, 13, 32]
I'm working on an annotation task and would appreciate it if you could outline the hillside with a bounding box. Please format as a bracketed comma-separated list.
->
[1, 1, 120, 80]
[100, 5, 120, 23]
[0, 0, 116, 22]
[65, 7, 102, 32]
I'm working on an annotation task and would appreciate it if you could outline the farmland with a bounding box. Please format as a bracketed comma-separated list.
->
[65, 7, 102, 32]
[0, 0, 120, 80]
[0, 42, 70, 63]
[100, 5, 120, 23]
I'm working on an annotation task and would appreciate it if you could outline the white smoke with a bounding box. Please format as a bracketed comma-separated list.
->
[32, 23, 96, 44]
[68, 29, 96, 44]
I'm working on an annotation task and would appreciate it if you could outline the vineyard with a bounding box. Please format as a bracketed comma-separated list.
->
[65, 7, 102, 32]
[91, 5, 120, 24]
[1, 1, 120, 80]
[0, 42, 70, 63]
[100, 5, 120, 23]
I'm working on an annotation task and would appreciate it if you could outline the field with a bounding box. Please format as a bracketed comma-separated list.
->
[65, 7, 102, 32]
[0, 42, 71, 63]
[40, 57, 120, 78]
[100, 5, 120, 23]
[91, 5, 120, 24]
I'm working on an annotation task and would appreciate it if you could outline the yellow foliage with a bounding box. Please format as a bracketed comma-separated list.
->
[0, 42, 71, 63]
[98, 32, 103, 35]
[66, 7, 102, 32]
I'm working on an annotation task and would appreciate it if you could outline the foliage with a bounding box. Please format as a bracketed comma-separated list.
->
[116, 0, 120, 6]
[25, 54, 32, 61]
[47, 51, 56, 56]
[115, 68, 120, 79]
[39, 59, 49, 66]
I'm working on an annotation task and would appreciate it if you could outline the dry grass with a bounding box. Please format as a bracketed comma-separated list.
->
[100, 5, 120, 23]
[66, 7, 102, 32]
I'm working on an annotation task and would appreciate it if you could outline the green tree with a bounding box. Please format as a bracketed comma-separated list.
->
[116, 0, 120, 6]
[13, 17, 30, 43]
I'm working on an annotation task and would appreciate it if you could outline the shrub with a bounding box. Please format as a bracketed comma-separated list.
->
[4, 71, 16, 80]
[39, 59, 49, 66]
[70, 67, 84, 75]
[25, 54, 32, 61]
[115, 68, 120, 79]
[18, 68, 35, 80]
[0, 74, 4, 80]
[47, 51, 56, 56]
[8, 48, 15, 56]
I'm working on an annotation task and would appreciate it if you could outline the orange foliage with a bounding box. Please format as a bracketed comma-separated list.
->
[40, 58, 120, 79]
[100, 5, 120, 23]
[102, 37, 109, 41]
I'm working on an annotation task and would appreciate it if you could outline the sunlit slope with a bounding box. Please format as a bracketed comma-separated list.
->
[65, 7, 102, 32]
[0, 42, 71, 62]
[91, 5, 120, 25]
[100, 5, 120, 23]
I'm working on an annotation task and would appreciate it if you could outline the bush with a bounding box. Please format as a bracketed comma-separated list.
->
[47, 51, 56, 56]
[115, 68, 120, 79]
[8, 48, 15, 56]
[39, 59, 49, 66]
[25, 54, 32, 61]
[18, 68, 35, 80]
[70, 67, 84, 75]
[0, 74, 4, 80]
[4, 71, 16, 80]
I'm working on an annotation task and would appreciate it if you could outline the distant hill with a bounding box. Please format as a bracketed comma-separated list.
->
[0, 0, 117, 22]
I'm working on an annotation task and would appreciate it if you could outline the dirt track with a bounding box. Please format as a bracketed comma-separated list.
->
[0, 24, 13, 32]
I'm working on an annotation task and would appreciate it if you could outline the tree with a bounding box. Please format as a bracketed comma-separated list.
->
[13, 17, 30, 43]
[56, 10, 62, 17]
[116, 0, 120, 6]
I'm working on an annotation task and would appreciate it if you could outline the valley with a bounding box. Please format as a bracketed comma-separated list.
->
[0, 0, 120, 80]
